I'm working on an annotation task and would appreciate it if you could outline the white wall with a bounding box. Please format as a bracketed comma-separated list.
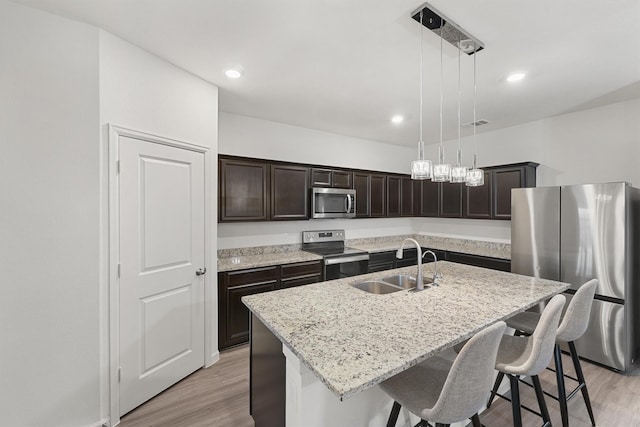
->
[218, 113, 416, 247]
[219, 112, 414, 173]
[219, 99, 640, 248]
[424, 98, 640, 187]
[98, 30, 219, 420]
[0, 2, 101, 425]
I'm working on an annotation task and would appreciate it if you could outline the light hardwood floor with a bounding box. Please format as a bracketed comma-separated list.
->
[119, 344, 640, 427]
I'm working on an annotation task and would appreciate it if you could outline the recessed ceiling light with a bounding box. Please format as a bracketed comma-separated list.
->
[391, 115, 404, 124]
[507, 72, 526, 83]
[224, 68, 243, 79]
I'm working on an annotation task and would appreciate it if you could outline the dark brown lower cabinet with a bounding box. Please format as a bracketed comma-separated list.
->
[446, 251, 511, 272]
[280, 260, 322, 288]
[250, 314, 285, 427]
[368, 251, 396, 273]
[219, 260, 322, 350]
[218, 266, 279, 349]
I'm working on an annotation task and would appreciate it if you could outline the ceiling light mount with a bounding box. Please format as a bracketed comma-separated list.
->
[410, 3, 484, 55]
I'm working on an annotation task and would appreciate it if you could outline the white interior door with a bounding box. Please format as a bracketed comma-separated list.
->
[118, 136, 205, 415]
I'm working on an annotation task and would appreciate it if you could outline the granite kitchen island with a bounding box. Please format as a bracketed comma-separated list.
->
[242, 261, 570, 427]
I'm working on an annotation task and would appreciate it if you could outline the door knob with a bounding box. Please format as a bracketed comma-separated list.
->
[196, 267, 207, 276]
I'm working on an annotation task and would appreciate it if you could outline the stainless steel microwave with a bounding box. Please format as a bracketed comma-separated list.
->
[311, 188, 356, 219]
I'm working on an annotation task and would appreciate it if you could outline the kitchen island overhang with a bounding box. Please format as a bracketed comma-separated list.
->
[243, 261, 570, 426]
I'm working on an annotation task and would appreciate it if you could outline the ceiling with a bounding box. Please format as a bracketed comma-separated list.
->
[14, 0, 640, 147]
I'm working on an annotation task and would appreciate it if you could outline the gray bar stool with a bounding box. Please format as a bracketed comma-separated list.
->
[380, 320, 506, 427]
[499, 279, 598, 427]
[487, 294, 566, 427]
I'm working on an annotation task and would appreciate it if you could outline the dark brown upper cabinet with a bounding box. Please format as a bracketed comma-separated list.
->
[353, 172, 371, 217]
[387, 176, 402, 217]
[419, 180, 440, 217]
[311, 168, 353, 188]
[440, 182, 463, 218]
[492, 163, 537, 220]
[370, 174, 387, 217]
[463, 170, 492, 219]
[271, 164, 309, 220]
[219, 158, 269, 222]
[401, 177, 414, 217]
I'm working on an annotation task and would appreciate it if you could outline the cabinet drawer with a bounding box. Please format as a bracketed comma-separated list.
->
[281, 261, 322, 279]
[225, 266, 279, 287]
[447, 252, 511, 272]
[369, 251, 396, 265]
[281, 275, 322, 289]
[368, 262, 395, 273]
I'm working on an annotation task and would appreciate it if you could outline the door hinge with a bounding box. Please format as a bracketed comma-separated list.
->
[116, 160, 120, 174]
[118, 367, 121, 383]
[117, 264, 121, 278]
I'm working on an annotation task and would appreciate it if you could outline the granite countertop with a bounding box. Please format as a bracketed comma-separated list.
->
[242, 261, 569, 400]
[348, 235, 510, 260]
[218, 234, 511, 272]
[218, 250, 322, 272]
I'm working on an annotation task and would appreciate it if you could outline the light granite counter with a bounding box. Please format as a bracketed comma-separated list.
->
[217, 250, 322, 272]
[348, 234, 510, 260]
[218, 234, 510, 273]
[242, 261, 568, 401]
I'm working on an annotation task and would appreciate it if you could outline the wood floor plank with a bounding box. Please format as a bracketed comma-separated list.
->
[119, 345, 640, 427]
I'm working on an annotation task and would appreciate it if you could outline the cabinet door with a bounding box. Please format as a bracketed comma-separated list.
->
[311, 168, 332, 187]
[271, 164, 309, 220]
[446, 252, 511, 272]
[420, 180, 440, 217]
[387, 176, 401, 217]
[368, 251, 396, 273]
[401, 177, 414, 217]
[464, 171, 492, 219]
[332, 170, 353, 188]
[353, 173, 371, 217]
[440, 182, 463, 218]
[219, 158, 269, 222]
[492, 167, 524, 220]
[218, 267, 279, 349]
[370, 174, 387, 217]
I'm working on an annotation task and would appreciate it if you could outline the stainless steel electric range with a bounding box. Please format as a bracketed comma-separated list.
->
[302, 229, 369, 280]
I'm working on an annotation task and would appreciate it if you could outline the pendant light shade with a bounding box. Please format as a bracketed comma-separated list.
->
[411, 10, 432, 180]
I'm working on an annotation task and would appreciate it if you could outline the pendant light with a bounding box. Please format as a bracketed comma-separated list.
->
[466, 40, 484, 187]
[431, 21, 451, 182]
[450, 37, 468, 183]
[411, 10, 432, 180]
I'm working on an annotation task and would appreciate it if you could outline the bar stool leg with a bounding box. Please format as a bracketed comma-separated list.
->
[532, 375, 551, 425]
[569, 341, 596, 426]
[487, 371, 504, 408]
[554, 344, 569, 427]
[387, 401, 401, 427]
[508, 374, 523, 427]
[470, 413, 482, 427]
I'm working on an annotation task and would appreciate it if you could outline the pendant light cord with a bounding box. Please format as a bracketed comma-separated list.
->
[439, 19, 444, 164]
[473, 41, 477, 170]
[457, 37, 462, 167]
[419, 10, 424, 160]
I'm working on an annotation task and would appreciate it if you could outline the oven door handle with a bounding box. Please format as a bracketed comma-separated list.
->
[324, 254, 369, 265]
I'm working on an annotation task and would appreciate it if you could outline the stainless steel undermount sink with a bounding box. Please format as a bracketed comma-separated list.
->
[351, 275, 433, 294]
[351, 281, 404, 294]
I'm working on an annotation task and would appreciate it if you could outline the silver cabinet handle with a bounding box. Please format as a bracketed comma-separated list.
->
[196, 267, 207, 276]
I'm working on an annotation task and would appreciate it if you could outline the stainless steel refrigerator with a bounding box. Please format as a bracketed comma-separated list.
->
[511, 182, 640, 373]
